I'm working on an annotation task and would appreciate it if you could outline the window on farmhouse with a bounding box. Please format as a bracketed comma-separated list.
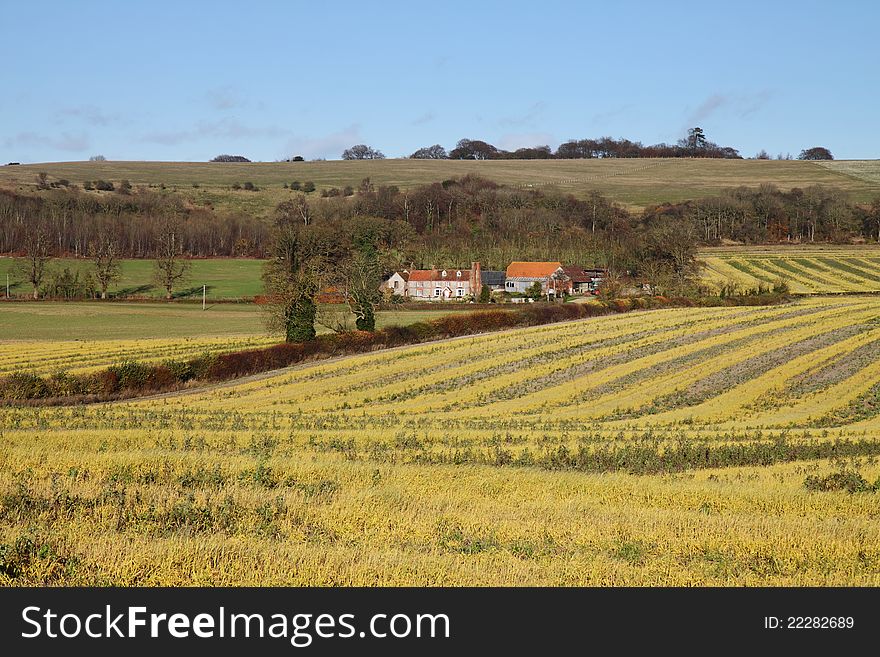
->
[457, 288, 463, 296]
[434, 288, 441, 297]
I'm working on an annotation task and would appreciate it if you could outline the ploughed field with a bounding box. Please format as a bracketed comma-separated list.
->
[700, 245, 880, 294]
[2, 296, 880, 585]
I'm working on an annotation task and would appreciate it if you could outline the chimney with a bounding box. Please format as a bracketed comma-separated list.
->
[471, 261, 482, 297]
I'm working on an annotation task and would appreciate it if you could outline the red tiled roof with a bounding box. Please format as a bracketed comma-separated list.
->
[506, 261, 563, 278]
[407, 268, 470, 282]
[562, 266, 591, 283]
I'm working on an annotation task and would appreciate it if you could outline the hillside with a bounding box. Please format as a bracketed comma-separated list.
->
[1, 158, 878, 216]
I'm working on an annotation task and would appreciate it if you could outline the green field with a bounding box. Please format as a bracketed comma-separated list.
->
[2, 158, 878, 215]
[0, 301, 473, 341]
[0, 257, 265, 300]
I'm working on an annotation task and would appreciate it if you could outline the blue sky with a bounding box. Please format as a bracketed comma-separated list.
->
[2, 0, 877, 162]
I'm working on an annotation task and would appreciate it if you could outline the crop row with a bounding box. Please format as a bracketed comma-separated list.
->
[701, 252, 880, 294]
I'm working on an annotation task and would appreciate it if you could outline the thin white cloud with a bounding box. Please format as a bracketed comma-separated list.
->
[412, 112, 436, 126]
[206, 86, 247, 111]
[591, 104, 633, 126]
[3, 131, 90, 152]
[499, 102, 547, 128]
[687, 94, 728, 125]
[497, 132, 556, 151]
[737, 90, 773, 119]
[283, 125, 363, 160]
[56, 105, 122, 127]
[685, 90, 773, 127]
[142, 118, 288, 145]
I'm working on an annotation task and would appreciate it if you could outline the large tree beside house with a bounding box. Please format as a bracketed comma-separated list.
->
[263, 203, 336, 341]
[342, 217, 393, 331]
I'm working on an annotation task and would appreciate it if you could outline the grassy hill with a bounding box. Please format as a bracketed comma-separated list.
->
[1, 158, 877, 216]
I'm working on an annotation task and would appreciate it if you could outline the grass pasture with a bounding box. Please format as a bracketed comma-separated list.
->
[3, 296, 880, 585]
[1, 158, 877, 215]
[0, 257, 265, 301]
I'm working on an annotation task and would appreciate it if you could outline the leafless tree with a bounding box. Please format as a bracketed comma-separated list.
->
[19, 224, 52, 299]
[91, 233, 121, 299]
[153, 216, 190, 299]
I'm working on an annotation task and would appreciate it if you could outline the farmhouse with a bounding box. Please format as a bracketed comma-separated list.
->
[386, 262, 483, 300]
[385, 271, 407, 295]
[562, 265, 606, 294]
[504, 261, 572, 296]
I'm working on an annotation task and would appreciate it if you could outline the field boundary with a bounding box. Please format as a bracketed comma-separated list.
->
[0, 293, 789, 406]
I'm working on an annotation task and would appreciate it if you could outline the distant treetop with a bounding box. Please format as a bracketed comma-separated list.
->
[342, 145, 385, 160]
[443, 130, 742, 160]
[89, 154, 107, 162]
[798, 147, 834, 161]
[449, 139, 499, 160]
[410, 144, 448, 159]
[210, 154, 251, 163]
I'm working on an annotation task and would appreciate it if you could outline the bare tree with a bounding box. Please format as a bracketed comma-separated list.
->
[638, 259, 676, 295]
[91, 233, 121, 299]
[314, 304, 354, 334]
[19, 225, 52, 299]
[275, 195, 312, 226]
[153, 216, 190, 299]
[644, 216, 701, 288]
[868, 198, 880, 242]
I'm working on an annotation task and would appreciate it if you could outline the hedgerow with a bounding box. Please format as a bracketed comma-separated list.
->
[0, 293, 789, 404]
